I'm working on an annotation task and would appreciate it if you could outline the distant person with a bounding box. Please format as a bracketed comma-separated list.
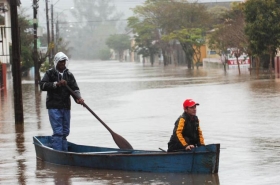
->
[40, 52, 84, 151]
[167, 99, 205, 152]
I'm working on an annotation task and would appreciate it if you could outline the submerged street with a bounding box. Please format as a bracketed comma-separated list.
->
[0, 60, 280, 184]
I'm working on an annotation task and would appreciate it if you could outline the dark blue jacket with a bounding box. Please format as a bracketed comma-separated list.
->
[40, 68, 81, 109]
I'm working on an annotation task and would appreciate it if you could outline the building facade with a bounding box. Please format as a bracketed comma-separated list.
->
[0, 0, 12, 64]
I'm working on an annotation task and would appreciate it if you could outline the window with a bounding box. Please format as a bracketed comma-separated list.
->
[208, 50, 216, 55]
[0, 3, 6, 25]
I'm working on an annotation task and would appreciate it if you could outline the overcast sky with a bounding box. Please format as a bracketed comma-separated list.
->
[19, 0, 242, 34]
[20, 0, 243, 20]
[20, 0, 144, 19]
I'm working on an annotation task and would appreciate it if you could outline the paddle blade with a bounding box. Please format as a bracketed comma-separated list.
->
[111, 132, 133, 150]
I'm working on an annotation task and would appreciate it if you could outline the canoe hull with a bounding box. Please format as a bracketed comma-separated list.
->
[33, 136, 219, 173]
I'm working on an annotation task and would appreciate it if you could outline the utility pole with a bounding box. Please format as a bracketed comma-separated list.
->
[10, 0, 24, 124]
[51, 4, 55, 61]
[45, 0, 50, 51]
[33, 0, 39, 85]
[56, 19, 59, 53]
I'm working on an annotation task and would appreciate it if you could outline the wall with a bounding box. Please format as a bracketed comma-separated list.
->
[0, 1, 11, 64]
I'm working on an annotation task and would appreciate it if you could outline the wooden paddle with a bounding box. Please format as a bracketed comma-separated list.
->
[65, 84, 133, 150]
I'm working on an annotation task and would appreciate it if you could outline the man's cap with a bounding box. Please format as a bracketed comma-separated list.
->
[183, 99, 199, 108]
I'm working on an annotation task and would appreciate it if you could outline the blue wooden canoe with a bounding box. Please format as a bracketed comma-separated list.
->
[33, 136, 220, 173]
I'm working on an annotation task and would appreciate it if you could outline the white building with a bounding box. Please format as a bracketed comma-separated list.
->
[0, 0, 21, 64]
[0, 0, 12, 64]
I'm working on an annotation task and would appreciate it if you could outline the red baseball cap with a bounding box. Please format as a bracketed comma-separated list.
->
[183, 99, 199, 108]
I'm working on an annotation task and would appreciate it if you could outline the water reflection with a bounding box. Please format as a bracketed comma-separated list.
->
[34, 85, 42, 130]
[0, 83, 11, 121]
[1, 60, 280, 184]
[36, 160, 220, 185]
[15, 124, 26, 185]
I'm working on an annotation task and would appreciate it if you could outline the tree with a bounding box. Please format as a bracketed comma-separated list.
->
[207, 5, 231, 72]
[18, 9, 55, 80]
[18, 9, 34, 76]
[244, 0, 280, 73]
[162, 28, 205, 68]
[207, 26, 230, 72]
[208, 2, 247, 74]
[106, 34, 131, 61]
[161, 1, 211, 68]
[98, 47, 111, 60]
[128, 0, 212, 68]
[69, 0, 123, 59]
[129, 0, 177, 66]
[208, 5, 230, 25]
[127, 15, 160, 65]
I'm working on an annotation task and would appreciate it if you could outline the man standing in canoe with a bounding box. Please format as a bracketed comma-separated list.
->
[167, 99, 205, 152]
[40, 52, 84, 151]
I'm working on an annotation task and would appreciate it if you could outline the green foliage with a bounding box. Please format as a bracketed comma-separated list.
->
[162, 28, 204, 45]
[162, 28, 205, 67]
[106, 34, 131, 61]
[40, 59, 50, 73]
[208, 26, 228, 55]
[244, 0, 280, 56]
[106, 34, 131, 53]
[18, 9, 34, 74]
[98, 48, 111, 60]
[207, 3, 247, 74]
[128, 1, 172, 62]
[20, 45, 33, 72]
[127, 15, 159, 63]
[207, 5, 246, 56]
[128, 0, 211, 67]
[207, 5, 229, 25]
[244, 0, 280, 70]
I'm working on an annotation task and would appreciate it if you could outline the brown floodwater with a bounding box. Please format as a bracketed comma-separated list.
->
[0, 60, 280, 185]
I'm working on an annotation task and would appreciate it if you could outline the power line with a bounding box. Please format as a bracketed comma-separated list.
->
[53, 0, 61, 6]
[40, 19, 129, 25]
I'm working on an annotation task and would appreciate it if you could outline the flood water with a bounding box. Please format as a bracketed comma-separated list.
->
[1, 60, 280, 185]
